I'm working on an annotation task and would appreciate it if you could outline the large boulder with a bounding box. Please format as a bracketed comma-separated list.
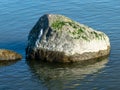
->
[26, 14, 110, 63]
[0, 49, 22, 61]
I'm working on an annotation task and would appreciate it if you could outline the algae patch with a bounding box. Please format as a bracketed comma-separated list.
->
[91, 31, 105, 40]
[51, 18, 105, 41]
[51, 20, 78, 30]
[51, 20, 65, 30]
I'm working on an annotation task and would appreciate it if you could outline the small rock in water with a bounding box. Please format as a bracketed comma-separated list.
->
[26, 14, 110, 63]
[0, 49, 22, 61]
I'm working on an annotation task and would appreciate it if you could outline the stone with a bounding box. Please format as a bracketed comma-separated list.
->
[0, 49, 22, 61]
[26, 14, 110, 63]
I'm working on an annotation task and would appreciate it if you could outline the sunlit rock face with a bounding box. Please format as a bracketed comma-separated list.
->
[0, 49, 22, 61]
[26, 14, 110, 63]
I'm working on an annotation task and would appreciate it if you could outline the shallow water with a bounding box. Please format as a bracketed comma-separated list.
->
[0, 0, 120, 90]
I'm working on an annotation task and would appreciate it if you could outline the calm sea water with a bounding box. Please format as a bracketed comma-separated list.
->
[0, 0, 120, 90]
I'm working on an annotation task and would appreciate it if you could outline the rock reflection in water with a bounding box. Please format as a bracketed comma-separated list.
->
[27, 58, 108, 89]
[0, 60, 19, 67]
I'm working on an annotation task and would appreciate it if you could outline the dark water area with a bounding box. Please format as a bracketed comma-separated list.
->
[0, 0, 120, 90]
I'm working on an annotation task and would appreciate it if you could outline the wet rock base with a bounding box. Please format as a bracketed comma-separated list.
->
[26, 46, 110, 63]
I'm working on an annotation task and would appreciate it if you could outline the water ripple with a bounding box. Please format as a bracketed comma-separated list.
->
[0, 0, 120, 89]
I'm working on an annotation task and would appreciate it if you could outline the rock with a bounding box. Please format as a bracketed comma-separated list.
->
[26, 14, 110, 63]
[0, 49, 22, 61]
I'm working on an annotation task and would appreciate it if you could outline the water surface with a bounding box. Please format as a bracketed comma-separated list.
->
[0, 0, 120, 90]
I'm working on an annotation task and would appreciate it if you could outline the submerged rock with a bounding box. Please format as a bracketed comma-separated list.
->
[26, 14, 110, 63]
[0, 49, 22, 61]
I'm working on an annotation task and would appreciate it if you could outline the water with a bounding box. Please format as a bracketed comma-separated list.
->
[0, 0, 120, 90]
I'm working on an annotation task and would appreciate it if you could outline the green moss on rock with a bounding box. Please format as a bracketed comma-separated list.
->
[69, 27, 89, 40]
[82, 36, 88, 41]
[51, 20, 65, 30]
[51, 15, 105, 41]
[77, 28, 84, 34]
[90, 31, 105, 40]
[51, 19, 79, 30]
